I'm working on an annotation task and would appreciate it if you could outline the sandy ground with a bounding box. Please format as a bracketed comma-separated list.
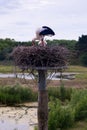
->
[0, 103, 38, 130]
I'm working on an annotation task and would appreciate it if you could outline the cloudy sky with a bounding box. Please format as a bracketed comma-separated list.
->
[0, 0, 87, 41]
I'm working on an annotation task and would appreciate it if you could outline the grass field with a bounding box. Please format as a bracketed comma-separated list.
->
[67, 65, 87, 73]
[0, 65, 13, 73]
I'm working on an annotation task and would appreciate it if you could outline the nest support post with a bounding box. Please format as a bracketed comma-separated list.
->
[38, 70, 48, 130]
[12, 45, 69, 130]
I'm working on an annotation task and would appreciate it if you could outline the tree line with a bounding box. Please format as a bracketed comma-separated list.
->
[0, 35, 87, 66]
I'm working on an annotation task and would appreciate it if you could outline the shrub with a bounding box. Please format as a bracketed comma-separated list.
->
[59, 84, 66, 101]
[48, 87, 60, 100]
[70, 89, 87, 120]
[79, 53, 87, 66]
[59, 84, 72, 102]
[48, 89, 87, 130]
[48, 99, 75, 130]
[48, 86, 72, 102]
[0, 84, 37, 105]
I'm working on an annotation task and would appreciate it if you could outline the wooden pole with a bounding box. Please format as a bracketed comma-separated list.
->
[38, 70, 48, 130]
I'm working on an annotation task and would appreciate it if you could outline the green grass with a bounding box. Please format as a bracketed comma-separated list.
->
[68, 120, 87, 130]
[75, 73, 87, 79]
[67, 65, 87, 73]
[0, 64, 21, 73]
[66, 65, 87, 80]
[0, 65, 13, 73]
[34, 120, 87, 130]
[34, 118, 87, 130]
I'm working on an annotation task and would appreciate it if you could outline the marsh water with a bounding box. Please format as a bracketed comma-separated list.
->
[0, 72, 76, 80]
[0, 103, 37, 130]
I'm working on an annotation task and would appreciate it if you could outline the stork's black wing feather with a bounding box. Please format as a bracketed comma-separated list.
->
[39, 26, 55, 36]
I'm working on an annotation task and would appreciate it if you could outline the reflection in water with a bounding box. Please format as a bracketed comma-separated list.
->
[0, 106, 37, 130]
[0, 120, 29, 130]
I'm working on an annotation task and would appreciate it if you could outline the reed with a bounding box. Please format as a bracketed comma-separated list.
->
[0, 84, 37, 105]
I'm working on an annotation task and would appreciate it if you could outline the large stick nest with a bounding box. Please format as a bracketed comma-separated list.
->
[12, 46, 69, 69]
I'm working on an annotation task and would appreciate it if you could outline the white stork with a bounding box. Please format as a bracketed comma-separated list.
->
[32, 26, 55, 46]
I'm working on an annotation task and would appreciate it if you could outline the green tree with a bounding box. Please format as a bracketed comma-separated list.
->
[75, 35, 87, 54]
[75, 35, 87, 65]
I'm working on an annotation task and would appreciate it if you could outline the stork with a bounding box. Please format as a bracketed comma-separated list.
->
[32, 26, 55, 46]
